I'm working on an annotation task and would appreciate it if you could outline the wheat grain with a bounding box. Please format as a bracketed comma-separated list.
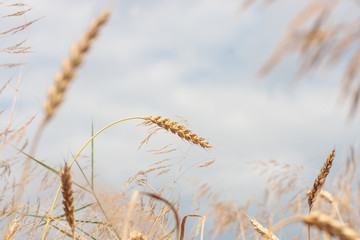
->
[250, 217, 280, 240]
[60, 163, 75, 237]
[143, 116, 212, 149]
[43, 8, 110, 122]
[303, 211, 360, 240]
[308, 149, 335, 210]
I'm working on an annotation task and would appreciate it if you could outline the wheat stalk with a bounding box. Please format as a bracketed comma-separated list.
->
[60, 163, 75, 238]
[143, 116, 212, 149]
[249, 217, 280, 240]
[43, 8, 110, 122]
[308, 149, 335, 211]
[303, 211, 360, 240]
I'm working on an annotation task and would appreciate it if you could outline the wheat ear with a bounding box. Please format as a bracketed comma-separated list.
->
[43, 8, 110, 122]
[249, 218, 280, 240]
[4, 218, 19, 240]
[319, 190, 344, 225]
[303, 211, 360, 240]
[308, 149, 335, 210]
[128, 230, 147, 240]
[61, 163, 76, 237]
[144, 116, 213, 149]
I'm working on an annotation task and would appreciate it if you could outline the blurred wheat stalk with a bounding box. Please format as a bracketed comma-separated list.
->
[43, 9, 111, 123]
[242, 0, 360, 116]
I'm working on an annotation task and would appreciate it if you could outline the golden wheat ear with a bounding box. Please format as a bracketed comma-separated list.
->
[43, 8, 111, 122]
[60, 163, 76, 237]
[307, 149, 335, 211]
[249, 217, 280, 240]
[303, 211, 360, 240]
[143, 116, 213, 149]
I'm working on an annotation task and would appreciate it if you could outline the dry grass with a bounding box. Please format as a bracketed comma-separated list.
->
[209, 199, 250, 238]
[1, 2, 39, 238]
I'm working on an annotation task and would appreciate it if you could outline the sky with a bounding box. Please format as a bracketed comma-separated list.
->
[2, 0, 360, 238]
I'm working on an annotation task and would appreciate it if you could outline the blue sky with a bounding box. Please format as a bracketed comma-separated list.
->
[2, 0, 360, 238]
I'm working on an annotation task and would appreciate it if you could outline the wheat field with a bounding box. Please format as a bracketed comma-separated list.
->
[1, 1, 360, 239]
